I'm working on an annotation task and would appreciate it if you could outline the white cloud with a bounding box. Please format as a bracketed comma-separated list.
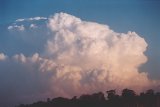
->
[46, 13, 155, 97]
[7, 26, 13, 30]
[0, 53, 7, 61]
[8, 16, 47, 31]
[15, 17, 47, 22]
[17, 25, 25, 31]
[30, 24, 37, 29]
[15, 18, 25, 22]
[8, 25, 25, 31]
[29, 17, 47, 21]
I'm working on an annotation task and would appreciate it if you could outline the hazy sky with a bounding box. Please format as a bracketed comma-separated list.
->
[0, 0, 160, 106]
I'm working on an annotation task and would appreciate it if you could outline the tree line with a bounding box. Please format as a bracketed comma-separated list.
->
[16, 89, 160, 107]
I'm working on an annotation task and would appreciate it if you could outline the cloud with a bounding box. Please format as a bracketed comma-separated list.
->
[15, 17, 47, 22]
[1, 12, 160, 106]
[15, 18, 25, 22]
[8, 25, 25, 31]
[30, 24, 37, 29]
[46, 12, 156, 96]
[8, 16, 47, 31]
[0, 53, 54, 107]
[0, 53, 7, 61]
[28, 17, 47, 21]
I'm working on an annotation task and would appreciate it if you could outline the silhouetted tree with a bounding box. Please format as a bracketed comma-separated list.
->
[16, 88, 160, 107]
[143, 89, 156, 107]
[146, 89, 154, 95]
[156, 92, 160, 107]
[122, 89, 136, 107]
[107, 90, 116, 100]
[122, 88, 136, 98]
[47, 98, 50, 102]
[106, 90, 120, 107]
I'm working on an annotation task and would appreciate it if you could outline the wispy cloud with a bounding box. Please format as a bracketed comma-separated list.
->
[15, 18, 25, 22]
[8, 16, 47, 31]
[8, 25, 25, 31]
[28, 17, 47, 21]
[15, 17, 47, 22]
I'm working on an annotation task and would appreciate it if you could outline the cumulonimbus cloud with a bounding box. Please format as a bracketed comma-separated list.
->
[1, 12, 159, 106]
[46, 12, 157, 96]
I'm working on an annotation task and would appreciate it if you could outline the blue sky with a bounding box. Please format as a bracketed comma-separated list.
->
[0, 0, 160, 106]
[1, 0, 159, 78]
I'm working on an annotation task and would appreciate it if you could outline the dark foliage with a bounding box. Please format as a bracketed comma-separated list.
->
[16, 89, 160, 107]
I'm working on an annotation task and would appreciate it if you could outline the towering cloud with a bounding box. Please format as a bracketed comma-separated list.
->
[1, 13, 159, 106]
[46, 13, 153, 96]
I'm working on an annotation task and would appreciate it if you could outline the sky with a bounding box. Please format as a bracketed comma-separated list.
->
[0, 0, 160, 107]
